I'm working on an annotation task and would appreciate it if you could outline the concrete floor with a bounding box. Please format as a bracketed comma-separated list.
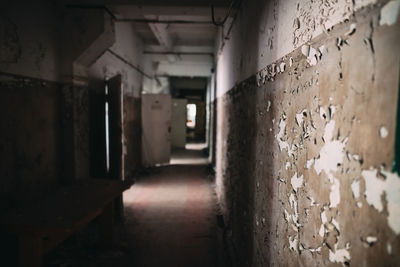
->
[45, 162, 223, 267]
[123, 165, 221, 267]
[170, 143, 210, 165]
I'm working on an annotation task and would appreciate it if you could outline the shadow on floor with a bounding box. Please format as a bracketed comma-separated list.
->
[44, 165, 228, 267]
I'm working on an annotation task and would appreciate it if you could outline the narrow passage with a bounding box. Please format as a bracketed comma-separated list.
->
[123, 165, 221, 267]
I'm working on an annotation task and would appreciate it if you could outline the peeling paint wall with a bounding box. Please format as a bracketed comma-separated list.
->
[0, 1, 62, 81]
[88, 23, 144, 98]
[123, 96, 142, 178]
[0, 74, 63, 211]
[215, 0, 400, 265]
[0, 2, 144, 207]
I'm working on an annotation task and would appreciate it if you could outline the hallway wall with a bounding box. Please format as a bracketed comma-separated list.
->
[215, 0, 400, 266]
[0, 74, 63, 211]
[89, 22, 145, 179]
[0, 2, 145, 208]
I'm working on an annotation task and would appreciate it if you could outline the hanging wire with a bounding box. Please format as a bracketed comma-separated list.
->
[211, 0, 237, 26]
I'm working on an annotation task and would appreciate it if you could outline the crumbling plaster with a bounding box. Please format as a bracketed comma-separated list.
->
[215, 0, 400, 266]
[0, 1, 63, 81]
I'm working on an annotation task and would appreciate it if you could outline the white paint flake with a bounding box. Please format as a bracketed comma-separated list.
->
[345, 23, 357, 36]
[289, 236, 298, 251]
[332, 218, 340, 231]
[307, 196, 317, 206]
[280, 62, 286, 72]
[314, 120, 347, 177]
[284, 209, 290, 222]
[291, 173, 304, 192]
[309, 246, 322, 253]
[301, 45, 310, 56]
[289, 193, 296, 209]
[301, 45, 318, 66]
[318, 45, 325, 55]
[276, 118, 293, 156]
[366, 236, 377, 244]
[351, 180, 360, 199]
[380, 0, 400, 26]
[267, 100, 271, 112]
[320, 107, 327, 120]
[319, 224, 325, 237]
[362, 169, 386, 211]
[285, 161, 291, 170]
[321, 210, 328, 224]
[329, 105, 336, 119]
[330, 177, 341, 208]
[379, 126, 388, 138]
[305, 158, 314, 169]
[308, 47, 318, 66]
[288, 193, 301, 228]
[329, 244, 351, 264]
[362, 168, 400, 234]
[295, 109, 307, 126]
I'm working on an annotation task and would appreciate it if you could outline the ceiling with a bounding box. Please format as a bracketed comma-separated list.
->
[61, 0, 235, 77]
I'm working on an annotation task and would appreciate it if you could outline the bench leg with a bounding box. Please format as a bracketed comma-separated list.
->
[99, 200, 114, 247]
[19, 235, 42, 267]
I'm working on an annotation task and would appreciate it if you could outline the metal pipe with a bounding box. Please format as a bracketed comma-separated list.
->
[143, 51, 214, 56]
[116, 18, 213, 24]
[106, 49, 153, 79]
[65, 4, 116, 20]
[65, 5, 216, 24]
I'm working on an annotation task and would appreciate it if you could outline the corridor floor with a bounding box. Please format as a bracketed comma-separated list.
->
[123, 165, 221, 267]
[44, 165, 223, 267]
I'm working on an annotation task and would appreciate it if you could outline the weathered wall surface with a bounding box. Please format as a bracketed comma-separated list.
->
[0, 74, 63, 211]
[216, 0, 400, 266]
[0, 1, 63, 81]
[89, 22, 144, 98]
[123, 96, 142, 178]
[0, 2, 143, 206]
[215, 0, 378, 98]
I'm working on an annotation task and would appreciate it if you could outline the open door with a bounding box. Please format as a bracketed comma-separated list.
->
[107, 75, 123, 181]
[171, 98, 187, 148]
[142, 94, 171, 166]
[89, 80, 107, 178]
[107, 75, 124, 218]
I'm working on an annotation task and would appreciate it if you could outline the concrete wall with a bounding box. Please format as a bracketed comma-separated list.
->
[215, 0, 400, 265]
[0, 2, 144, 206]
[88, 22, 144, 97]
[0, 0, 62, 81]
[123, 96, 142, 177]
[0, 74, 63, 211]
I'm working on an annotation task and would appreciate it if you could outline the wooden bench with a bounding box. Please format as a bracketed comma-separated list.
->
[0, 179, 132, 267]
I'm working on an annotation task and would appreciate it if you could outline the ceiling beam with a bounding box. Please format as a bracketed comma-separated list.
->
[144, 45, 214, 53]
[145, 16, 173, 49]
[108, 5, 231, 19]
